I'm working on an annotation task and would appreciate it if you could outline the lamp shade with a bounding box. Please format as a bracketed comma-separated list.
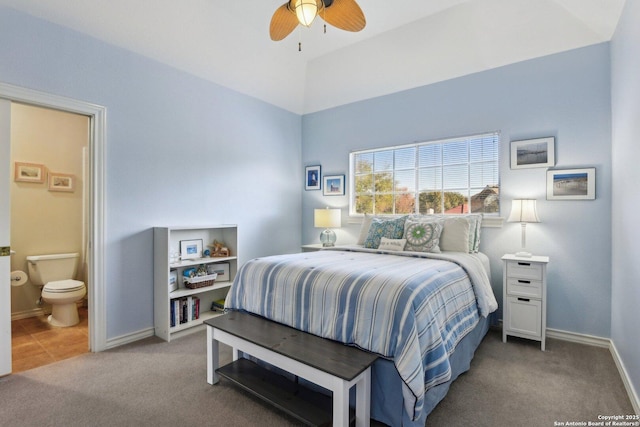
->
[314, 208, 341, 228]
[507, 199, 540, 223]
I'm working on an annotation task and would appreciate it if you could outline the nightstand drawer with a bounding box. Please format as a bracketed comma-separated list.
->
[505, 296, 542, 337]
[506, 260, 543, 280]
[506, 277, 542, 299]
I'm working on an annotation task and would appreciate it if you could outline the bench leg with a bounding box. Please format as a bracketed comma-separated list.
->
[207, 326, 220, 385]
[332, 383, 349, 427]
[355, 368, 371, 427]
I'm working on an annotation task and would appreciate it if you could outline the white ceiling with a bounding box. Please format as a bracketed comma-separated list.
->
[0, 0, 626, 114]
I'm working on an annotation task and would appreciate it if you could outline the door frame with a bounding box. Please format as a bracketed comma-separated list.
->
[1, 82, 107, 352]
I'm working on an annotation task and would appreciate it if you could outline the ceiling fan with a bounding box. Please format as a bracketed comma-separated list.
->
[269, 0, 366, 41]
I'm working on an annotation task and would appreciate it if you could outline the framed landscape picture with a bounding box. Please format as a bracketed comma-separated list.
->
[511, 137, 555, 169]
[48, 172, 75, 192]
[180, 239, 203, 260]
[14, 162, 45, 183]
[323, 174, 345, 196]
[547, 168, 595, 200]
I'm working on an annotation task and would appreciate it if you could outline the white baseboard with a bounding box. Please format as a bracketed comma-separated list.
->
[546, 327, 610, 348]
[11, 308, 45, 321]
[104, 327, 155, 350]
[609, 341, 640, 416]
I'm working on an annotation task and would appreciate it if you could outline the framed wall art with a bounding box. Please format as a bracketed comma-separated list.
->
[180, 239, 203, 260]
[547, 168, 595, 200]
[14, 162, 45, 183]
[323, 174, 345, 196]
[305, 165, 321, 191]
[48, 172, 75, 192]
[511, 137, 555, 169]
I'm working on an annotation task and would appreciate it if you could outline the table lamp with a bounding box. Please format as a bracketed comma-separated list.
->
[507, 199, 540, 257]
[314, 208, 341, 247]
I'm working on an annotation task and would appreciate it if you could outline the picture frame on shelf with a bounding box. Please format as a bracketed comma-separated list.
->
[180, 239, 203, 260]
[305, 165, 321, 190]
[547, 168, 595, 200]
[14, 162, 45, 183]
[48, 172, 75, 192]
[323, 174, 345, 196]
[510, 137, 555, 169]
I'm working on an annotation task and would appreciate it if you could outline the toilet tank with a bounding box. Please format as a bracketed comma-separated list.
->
[26, 253, 80, 286]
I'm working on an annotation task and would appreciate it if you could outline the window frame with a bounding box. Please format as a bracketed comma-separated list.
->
[349, 132, 500, 217]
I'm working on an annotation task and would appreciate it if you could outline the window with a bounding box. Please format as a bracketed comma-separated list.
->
[350, 132, 500, 215]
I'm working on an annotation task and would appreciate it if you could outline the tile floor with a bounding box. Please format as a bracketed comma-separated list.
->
[11, 307, 89, 373]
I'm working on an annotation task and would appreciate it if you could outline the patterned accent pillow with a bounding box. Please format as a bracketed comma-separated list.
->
[363, 216, 407, 249]
[403, 218, 443, 253]
[378, 237, 406, 252]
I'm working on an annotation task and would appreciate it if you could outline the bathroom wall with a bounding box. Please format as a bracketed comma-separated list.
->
[10, 103, 89, 317]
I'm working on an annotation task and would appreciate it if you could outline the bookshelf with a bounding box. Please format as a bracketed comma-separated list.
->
[154, 225, 238, 342]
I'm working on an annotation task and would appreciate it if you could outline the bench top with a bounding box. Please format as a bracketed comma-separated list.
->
[205, 311, 378, 381]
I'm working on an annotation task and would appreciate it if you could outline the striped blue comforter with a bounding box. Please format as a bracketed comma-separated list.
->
[226, 248, 496, 421]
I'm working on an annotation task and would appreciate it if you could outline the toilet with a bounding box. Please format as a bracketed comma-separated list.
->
[26, 253, 86, 327]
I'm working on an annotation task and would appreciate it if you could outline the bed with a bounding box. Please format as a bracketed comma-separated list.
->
[225, 214, 498, 426]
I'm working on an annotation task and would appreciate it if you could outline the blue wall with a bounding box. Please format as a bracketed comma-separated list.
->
[0, 6, 302, 340]
[302, 44, 612, 338]
[611, 0, 640, 408]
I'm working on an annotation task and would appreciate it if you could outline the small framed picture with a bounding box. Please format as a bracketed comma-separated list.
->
[547, 168, 595, 200]
[180, 239, 203, 260]
[305, 165, 321, 190]
[48, 172, 75, 192]
[511, 137, 555, 169]
[14, 162, 45, 183]
[323, 174, 345, 196]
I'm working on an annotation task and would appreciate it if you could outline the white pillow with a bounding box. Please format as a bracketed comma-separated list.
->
[440, 217, 471, 253]
[378, 237, 406, 252]
[357, 213, 375, 245]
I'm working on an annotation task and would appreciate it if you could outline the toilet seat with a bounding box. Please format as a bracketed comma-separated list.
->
[43, 279, 85, 293]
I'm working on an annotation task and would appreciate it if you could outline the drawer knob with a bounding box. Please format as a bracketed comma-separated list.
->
[517, 262, 531, 266]
[517, 297, 530, 302]
[518, 280, 531, 284]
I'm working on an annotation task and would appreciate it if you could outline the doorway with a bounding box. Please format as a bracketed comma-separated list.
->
[10, 103, 89, 372]
[0, 82, 107, 376]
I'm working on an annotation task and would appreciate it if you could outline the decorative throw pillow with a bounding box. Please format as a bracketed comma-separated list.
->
[403, 219, 443, 253]
[363, 216, 407, 249]
[378, 237, 406, 252]
[357, 213, 375, 245]
[439, 217, 471, 253]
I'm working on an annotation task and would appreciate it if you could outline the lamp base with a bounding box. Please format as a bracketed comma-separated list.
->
[320, 229, 336, 247]
[515, 251, 533, 258]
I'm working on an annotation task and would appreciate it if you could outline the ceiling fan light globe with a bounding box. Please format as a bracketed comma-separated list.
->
[294, 0, 319, 27]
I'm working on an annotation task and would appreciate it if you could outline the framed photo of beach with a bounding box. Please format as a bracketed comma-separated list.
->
[511, 137, 555, 169]
[547, 168, 595, 200]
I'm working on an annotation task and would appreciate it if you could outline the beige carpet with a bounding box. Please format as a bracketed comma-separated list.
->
[0, 328, 634, 426]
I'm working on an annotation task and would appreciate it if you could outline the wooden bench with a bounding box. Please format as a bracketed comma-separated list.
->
[205, 311, 378, 427]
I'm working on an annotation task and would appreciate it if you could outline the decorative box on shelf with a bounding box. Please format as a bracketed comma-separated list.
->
[183, 273, 217, 289]
[207, 263, 230, 281]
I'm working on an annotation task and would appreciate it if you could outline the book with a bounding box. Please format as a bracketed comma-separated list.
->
[212, 298, 226, 311]
[193, 297, 200, 320]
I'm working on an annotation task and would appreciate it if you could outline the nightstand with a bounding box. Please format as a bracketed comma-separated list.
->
[301, 244, 324, 252]
[502, 254, 549, 351]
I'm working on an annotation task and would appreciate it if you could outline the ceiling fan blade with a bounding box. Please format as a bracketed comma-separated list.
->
[322, 0, 366, 32]
[270, 2, 299, 41]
